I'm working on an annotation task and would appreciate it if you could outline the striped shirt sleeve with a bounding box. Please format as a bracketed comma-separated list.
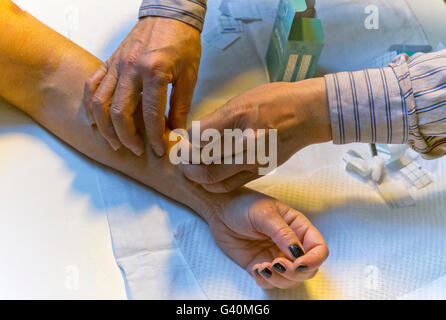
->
[324, 49, 446, 159]
[139, 0, 207, 32]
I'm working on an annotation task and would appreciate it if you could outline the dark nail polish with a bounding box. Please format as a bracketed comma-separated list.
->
[296, 265, 308, 271]
[254, 269, 261, 277]
[260, 268, 272, 278]
[289, 244, 305, 259]
[272, 263, 286, 273]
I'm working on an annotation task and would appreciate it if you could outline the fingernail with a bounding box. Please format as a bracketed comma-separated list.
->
[85, 113, 94, 125]
[289, 244, 305, 259]
[254, 269, 261, 277]
[132, 146, 144, 156]
[272, 263, 286, 273]
[296, 265, 308, 271]
[260, 268, 272, 278]
[110, 142, 121, 151]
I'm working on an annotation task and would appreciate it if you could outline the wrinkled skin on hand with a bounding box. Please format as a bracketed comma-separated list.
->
[181, 79, 331, 193]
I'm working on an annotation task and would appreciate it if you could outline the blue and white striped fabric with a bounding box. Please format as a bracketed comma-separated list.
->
[139, 0, 207, 31]
[325, 49, 446, 159]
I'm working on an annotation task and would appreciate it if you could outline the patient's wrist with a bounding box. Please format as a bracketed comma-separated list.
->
[292, 77, 332, 146]
[182, 179, 244, 224]
[179, 178, 232, 223]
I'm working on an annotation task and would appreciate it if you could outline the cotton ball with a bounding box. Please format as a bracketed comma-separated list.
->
[345, 157, 372, 178]
[370, 157, 385, 183]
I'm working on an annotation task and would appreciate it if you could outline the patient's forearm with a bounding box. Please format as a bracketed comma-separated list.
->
[0, 1, 229, 219]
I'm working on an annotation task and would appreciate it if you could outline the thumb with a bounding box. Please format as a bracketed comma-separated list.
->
[253, 200, 306, 261]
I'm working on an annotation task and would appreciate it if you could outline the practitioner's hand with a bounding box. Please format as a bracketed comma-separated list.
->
[206, 190, 328, 289]
[181, 79, 332, 193]
[83, 17, 201, 156]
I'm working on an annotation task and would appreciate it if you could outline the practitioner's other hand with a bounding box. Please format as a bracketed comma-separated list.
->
[206, 191, 328, 289]
[83, 17, 201, 157]
[181, 79, 332, 193]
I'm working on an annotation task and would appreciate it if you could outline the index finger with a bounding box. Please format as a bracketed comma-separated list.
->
[110, 70, 145, 156]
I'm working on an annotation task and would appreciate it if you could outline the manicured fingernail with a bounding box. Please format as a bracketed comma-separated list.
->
[289, 244, 305, 259]
[272, 263, 286, 273]
[110, 141, 121, 151]
[260, 268, 272, 278]
[296, 265, 308, 271]
[254, 269, 261, 277]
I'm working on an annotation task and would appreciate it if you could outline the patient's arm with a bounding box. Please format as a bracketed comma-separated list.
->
[0, 1, 220, 217]
[0, 1, 328, 289]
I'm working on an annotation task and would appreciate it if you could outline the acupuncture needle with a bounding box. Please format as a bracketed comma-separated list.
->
[370, 143, 378, 157]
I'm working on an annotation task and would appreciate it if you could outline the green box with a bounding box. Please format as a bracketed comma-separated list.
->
[266, 0, 324, 82]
